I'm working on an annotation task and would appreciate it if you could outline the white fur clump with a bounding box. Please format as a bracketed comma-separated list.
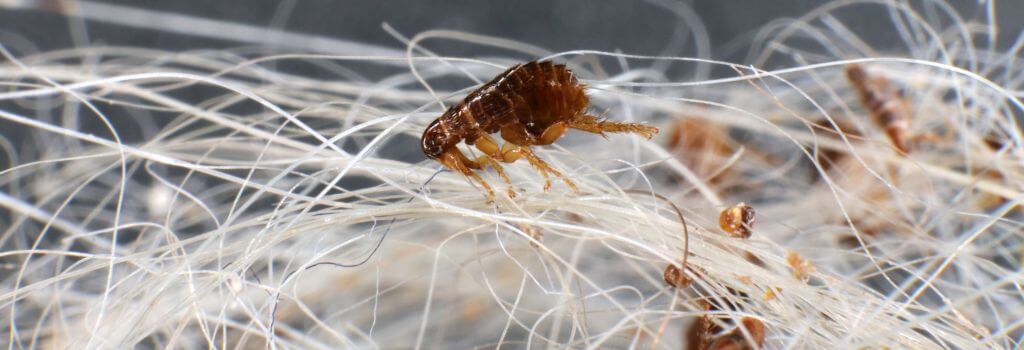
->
[0, 1, 1020, 348]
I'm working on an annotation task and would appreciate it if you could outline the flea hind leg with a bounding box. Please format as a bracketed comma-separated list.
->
[567, 114, 658, 139]
[538, 122, 569, 145]
[499, 123, 577, 192]
[475, 155, 515, 198]
[517, 146, 578, 192]
[439, 148, 495, 202]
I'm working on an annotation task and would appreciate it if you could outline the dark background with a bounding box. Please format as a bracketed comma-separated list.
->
[1, 0, 1021, 62]
[0, 0, 1020, 167]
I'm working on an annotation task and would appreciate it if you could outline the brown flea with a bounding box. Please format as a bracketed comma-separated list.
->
[517, 223, 543, 248]
[663, 263, 692, 289]
[668, 118, 734, 184]
[709, 332, 743, 349]
[685, 314, 715, 350]
[845, 64, 911, 154]
[738, 318, 766, 347]
[709, 317, 766, 350]
[421, 60, 658, 201]
[809, 118, 861, 176]
[719, 203, 755, 238]
[685, 301, 722, 350]
[786, 251, 815, 282]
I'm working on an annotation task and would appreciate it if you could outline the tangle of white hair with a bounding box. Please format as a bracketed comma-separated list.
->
[0, 1, 1021, 349]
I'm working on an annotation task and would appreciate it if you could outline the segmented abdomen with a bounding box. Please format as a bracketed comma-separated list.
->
[845, 64, 910, 153]
[442, 61, 588, 139]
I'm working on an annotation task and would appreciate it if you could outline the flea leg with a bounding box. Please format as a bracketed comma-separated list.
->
[500, 142, 524, 162]
[518, 146, 578, 192]
[439, 148, 494, 202]
[499, 122, 577, 191]
[474, 134, 503, 159]
[473, 134, 516, 198]
[538, 122, 569, 145]
[500, 122, 539, 146]
[566, 114, 658, 139]
[476, 155, 515, 198]
[452, 148, 482, 169]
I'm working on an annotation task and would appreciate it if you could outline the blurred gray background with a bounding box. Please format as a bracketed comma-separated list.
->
[1, 0, 1021, 62]
[0, 0, 1019, 163]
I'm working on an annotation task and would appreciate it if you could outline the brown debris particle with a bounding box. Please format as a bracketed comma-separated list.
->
[719, 203, 756, 238]
[737, 275, 752, 284]
[663, 263, 693, 289]
[517, 223, 543, 248]
[786, 251, 815, 282]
